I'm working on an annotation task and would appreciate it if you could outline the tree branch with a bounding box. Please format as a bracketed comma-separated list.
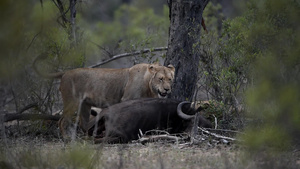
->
[89, 47, 168, 68]
[205, 128, 243, 134]
[89, 41, 113, 58]
[52, 0, 70, 28]
[199, 127, 237, 141]
[26, 32, 41, 51]
[201, 0, 210, 11]
[16, 102, 38, 114]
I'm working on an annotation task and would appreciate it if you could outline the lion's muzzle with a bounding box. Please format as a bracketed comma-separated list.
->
[158, 88, 171, 98]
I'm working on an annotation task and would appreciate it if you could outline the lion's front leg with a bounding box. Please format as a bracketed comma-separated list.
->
[79, 99, 92, 136]
[59, 101, 81, 142]
[58, 114, 76, 142]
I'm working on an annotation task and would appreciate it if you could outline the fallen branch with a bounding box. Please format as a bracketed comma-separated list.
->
[198, 127, 237, 142]
[137, 129, 179, 145]
[205, 128, 243, 134]
[89, 47, 168, 68]
[2, 113, 61, 122]
[138, 134, 180, 145]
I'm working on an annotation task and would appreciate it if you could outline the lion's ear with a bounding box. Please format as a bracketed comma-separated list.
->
[167, 64, 175, 73]
[152, 61, 161, 66]
[148, 64, 157, 73]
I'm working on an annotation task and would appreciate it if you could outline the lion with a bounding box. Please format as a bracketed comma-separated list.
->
[33, 56, 175, 140]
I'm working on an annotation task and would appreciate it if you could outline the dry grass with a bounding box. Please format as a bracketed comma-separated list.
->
[0, 123, 299, 169]
[0, 136, 271, 169]
[0, 137, 245, 169]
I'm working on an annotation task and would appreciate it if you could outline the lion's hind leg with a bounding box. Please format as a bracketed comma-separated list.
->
[79, 99, 92, 135]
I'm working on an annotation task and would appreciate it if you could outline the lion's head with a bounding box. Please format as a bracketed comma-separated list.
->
[149, 64, 175, 98]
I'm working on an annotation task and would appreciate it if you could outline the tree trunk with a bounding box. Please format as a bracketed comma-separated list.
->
[164, 0, 210, 101]
[70, 0, 77, 45]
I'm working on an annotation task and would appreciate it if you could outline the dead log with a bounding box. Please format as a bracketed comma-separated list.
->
[2, 113, 61, 122]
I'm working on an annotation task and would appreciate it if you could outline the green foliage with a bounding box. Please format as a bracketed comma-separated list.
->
[0, 0, 87, 117]
[85, 4, 169, 62]
[229, 0, 300, 153]
[0, 1, 31, 79]
[197, 1, 300, 143]
[0, 0, 86, 76]
[198, 0, 300, 153]
[202, 2, 224, 33]
[0, 0, 169, 78]
[243, 125, 292, 153]
[194, 2, 250, 129]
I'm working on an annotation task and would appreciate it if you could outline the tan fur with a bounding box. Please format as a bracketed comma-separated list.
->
[34, 61, 175, 140]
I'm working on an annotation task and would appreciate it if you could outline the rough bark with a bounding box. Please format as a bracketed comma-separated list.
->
[164, 0, 209, 101]
[70, 0, 77, 45]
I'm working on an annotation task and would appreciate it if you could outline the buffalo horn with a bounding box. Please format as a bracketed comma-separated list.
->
[177, 101, 195, 120]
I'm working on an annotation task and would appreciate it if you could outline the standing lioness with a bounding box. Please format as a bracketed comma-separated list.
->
[33, 57, 175, 140]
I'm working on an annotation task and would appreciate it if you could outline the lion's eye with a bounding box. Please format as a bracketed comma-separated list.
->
[159, 78, 163, 82]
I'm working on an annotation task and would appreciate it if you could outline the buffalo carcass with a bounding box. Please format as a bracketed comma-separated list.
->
[88, 98, 212, 144]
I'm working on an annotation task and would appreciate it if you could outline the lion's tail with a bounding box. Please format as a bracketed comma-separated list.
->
[33, 53, 65, 79]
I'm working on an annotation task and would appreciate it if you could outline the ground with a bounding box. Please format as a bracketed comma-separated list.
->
[0, 136, 243, 169]
[0, 122, 299, 169]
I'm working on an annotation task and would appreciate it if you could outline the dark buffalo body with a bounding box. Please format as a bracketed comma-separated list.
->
[91, 98, 211, 144]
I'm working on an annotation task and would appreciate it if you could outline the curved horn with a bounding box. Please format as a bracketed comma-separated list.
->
[177, 101, 195, 120]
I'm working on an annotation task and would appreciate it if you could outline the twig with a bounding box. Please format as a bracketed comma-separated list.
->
[52, 0, 70, 28]
[138, 134, 180, 145]
[16, 102, 38, 114]
[212, 114, 217, 129]
[89, 47, 168, 68]
[26, 32, 41, 51]
[89, 41, 113, 58]
[198, 127, 237, 141]
[138, 129, 143, 139]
